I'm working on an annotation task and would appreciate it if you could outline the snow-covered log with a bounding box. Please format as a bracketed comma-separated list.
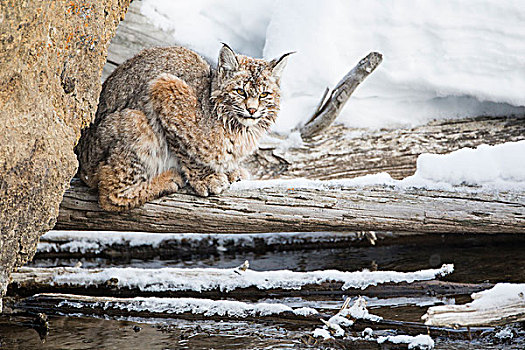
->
[56, 178, 524, 234]
[9, 264, 494, 301]
[423, 283, 525, 327]
[9, 264, 454, 298]
[10, 293, 490, 342]
[36, 230, 415, 259]
[8, 266, 490, 300]
[16, 293, 320, 325]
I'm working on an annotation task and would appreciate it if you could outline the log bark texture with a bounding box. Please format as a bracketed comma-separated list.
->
[248, 115, 525, 180]
[56, 178, 525, 234]
[0, 0, 130, 312]
[299, 52, 383, 138]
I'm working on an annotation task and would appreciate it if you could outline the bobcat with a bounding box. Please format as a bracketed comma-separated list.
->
[75, 44, 292, 211]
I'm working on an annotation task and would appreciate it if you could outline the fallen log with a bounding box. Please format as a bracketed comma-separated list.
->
[56, 178, 525, 233]
[423, 283, 525, 327]
[248, 115, 525, 181]
[8, 265, 493, 300]
[11, 293, 490, 341]
[35, 230, 416, 259]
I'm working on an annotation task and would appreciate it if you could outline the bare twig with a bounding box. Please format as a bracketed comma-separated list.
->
[300, 52, 383, 138]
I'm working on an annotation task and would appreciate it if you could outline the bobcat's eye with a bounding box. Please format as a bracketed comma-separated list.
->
[235, 88, 246, 96]
[259, 92, 271, 98]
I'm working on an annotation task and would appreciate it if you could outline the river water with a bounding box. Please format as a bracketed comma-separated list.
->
[1, 233, 524, 349]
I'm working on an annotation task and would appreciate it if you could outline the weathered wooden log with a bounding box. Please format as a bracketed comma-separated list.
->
[56, 178, 525, 233]
[423, 283, 525, 327]
[36, 230, 421, 259]
[249, 115, 525, 180]
[8, 265, 490, 300]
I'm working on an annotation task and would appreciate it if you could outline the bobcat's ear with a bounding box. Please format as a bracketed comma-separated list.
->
[218, 43, 239, 74]
[270, 52, 295, 79]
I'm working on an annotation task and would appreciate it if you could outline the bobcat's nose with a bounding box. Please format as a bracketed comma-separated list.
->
[247, 108, 257, 115]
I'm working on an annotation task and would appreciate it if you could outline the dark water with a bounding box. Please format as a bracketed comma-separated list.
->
[2, 233, 525, 349]
[30, 234, 525, 284]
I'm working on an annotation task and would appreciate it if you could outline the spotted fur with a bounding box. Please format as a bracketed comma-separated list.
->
[75, 45, 291, 211]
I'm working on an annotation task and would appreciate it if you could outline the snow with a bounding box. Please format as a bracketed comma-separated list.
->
[408, 141, 525, 190]
[292, 307, 319, 317]
[50, 264, 453, 293]
[340, 296, 382, 322]
[316, 297, 382, 339]
[141, 0, 525, 133]
[312, 328, 332, 340]
[463, 283, 525, 310]
[494, 327, 514, 340]
[327, 315, 354, 328]
[362, 327, 374, 339]
[38, 231, 368, 254]
[57, 295, 318, 318]
[377, 334, 435, 349]
[231, 141, 525, 192]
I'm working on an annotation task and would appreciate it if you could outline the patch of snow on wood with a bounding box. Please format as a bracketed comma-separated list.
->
[232, 141, 525, 192]
[423, 283, 525, 327]
[377, 334, 435, 349]
[37, 230, 365, 254]
[50, 264, 453, 293]
[55, 294, 318, 318]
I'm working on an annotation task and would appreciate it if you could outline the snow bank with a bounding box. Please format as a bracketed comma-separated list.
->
[37, 231, 366, 254]
[141, 0, 525, 133]
[232, 141, 525, 191]
[407, 141, 525, 189]
[377, 334, 435, 349]
[51, 264, 453, 293]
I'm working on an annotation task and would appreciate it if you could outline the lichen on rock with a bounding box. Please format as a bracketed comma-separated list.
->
[0, 0, 130, 311]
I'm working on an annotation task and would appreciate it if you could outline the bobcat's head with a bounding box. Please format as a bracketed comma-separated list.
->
[212, 44, 293, 131]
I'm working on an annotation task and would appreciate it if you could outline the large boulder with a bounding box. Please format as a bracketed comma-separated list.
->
[0, 0, 130, 310]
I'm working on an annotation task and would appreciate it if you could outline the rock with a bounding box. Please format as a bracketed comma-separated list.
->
[0, 0, 130, 311]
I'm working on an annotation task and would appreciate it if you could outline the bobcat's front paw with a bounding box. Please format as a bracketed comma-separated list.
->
[191, 173, 230, 197]
[227, 168, 250, 183]
[163, 169, 184, 194]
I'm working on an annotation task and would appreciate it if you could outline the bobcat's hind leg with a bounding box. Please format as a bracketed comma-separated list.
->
[97, 151, 183, 212]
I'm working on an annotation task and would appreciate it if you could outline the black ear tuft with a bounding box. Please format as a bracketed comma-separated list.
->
[271, 51, 295, 79]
